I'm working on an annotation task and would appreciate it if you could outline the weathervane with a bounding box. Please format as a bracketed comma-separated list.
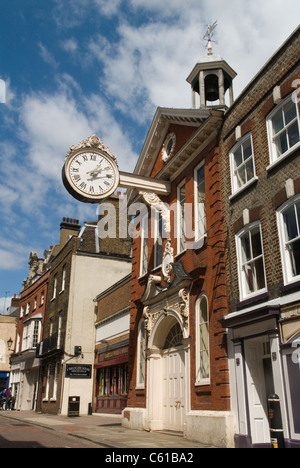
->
[203, 20, 218, 56]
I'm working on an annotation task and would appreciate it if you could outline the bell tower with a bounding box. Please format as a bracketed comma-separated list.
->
[186, 21, 237, 109]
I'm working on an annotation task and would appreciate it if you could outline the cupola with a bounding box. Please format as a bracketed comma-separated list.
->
[186, 22, 237, 109]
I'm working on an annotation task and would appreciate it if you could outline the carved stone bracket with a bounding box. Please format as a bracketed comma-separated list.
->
[141, 192, 170, 237]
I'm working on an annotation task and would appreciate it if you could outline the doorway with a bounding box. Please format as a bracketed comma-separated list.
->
[244, 336, 274, 446]
[147, 316, 188, 432]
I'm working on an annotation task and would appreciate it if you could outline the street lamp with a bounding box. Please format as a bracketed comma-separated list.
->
[7, 337, 13, 350]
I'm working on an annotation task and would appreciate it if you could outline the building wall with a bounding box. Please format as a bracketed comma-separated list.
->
[127, 133, 230, 417]
[219, 28, 300, 312]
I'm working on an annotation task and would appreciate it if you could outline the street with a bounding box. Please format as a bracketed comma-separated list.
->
[0, 415, 101, 448]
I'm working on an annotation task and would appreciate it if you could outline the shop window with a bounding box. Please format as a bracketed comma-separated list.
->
[98, 363, 128, 396]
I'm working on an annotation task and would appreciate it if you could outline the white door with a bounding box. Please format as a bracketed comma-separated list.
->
[162, 347, 185, 431]
[244, 338, 271, 445]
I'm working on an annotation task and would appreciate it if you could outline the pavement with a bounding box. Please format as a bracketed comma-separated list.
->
[0, 410, 211, 449]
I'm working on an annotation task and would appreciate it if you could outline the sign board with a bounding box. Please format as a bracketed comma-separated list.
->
[65, 364, 92, 379]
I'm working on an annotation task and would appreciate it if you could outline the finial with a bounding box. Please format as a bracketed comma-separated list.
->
[203, 20, 218, 56]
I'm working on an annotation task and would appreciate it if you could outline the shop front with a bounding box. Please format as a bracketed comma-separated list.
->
[94, 340, 129, 414]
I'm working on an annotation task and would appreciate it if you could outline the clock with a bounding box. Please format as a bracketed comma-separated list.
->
[62, 136, 120, 203]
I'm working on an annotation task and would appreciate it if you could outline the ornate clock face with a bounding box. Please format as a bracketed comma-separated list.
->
[62, 149, 119, 203]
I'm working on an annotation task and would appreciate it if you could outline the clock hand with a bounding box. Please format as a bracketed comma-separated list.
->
[86, 164, 103, 176]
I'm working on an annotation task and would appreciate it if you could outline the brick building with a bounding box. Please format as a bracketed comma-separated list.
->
[220, 26, 300, 447]
[94, 273, 131, 414]
[38, 202, 131, 416]
[0, 295, 19, 394]
[121, 46, 237, 445]
[10, 252, 50, 411]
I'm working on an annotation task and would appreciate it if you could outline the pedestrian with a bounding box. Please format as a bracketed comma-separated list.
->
[0, 390, 6, 410]
[4, 387, 12, 410]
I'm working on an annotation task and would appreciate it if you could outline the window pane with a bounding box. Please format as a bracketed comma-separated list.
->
[200, 298, 208, 323]
[289, 239, 300, 276]
[236, 166, 246, 187]
[243, 137, 252, 159]
[288, 121, 300, 148]
[284, 99, 297, 125]
[254, 257, 266, 290]
[283, 205, 298, 241]
[234, 146, 243, 167]
[251, 226, 263, 258]
[275, 131, 288, 156]
[197, 165, 206, 238]
[200, 350, 209, 379]
[272, 109, 284, 134]
[241, 232, 251, 263]
[245, 159, 254, 182]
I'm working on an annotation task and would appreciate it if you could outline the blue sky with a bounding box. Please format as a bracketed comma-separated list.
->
[0, 0, 299, 311]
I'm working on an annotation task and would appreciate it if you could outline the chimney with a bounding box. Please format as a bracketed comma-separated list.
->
[60, 217, 81, 245]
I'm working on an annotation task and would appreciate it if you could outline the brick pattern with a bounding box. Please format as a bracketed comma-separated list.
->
[219, 27, 300, 311]
[127, 130, 230, 411]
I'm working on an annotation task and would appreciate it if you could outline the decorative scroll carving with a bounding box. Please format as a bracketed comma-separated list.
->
[162, 240, 174, 283]
[67, 135, 117, 162]
[141, 192, 170, 237]
[142, 287, 190, 337]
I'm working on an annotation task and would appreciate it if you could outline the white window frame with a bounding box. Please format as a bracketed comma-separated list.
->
[140, 214, 149, 277]
[195, 294, 210, 386]
[266, 94, 300, 169]
[236, 221, 267, 301]
[51, 275, 57, 300]
[277, 193, 300, 285]
[177, 179, 186, 254]
[51, 362, 59, 401]
[136, 318, 146, 389]
[61, 265, 66, 292]
[194, 161, 207, 242]
[229, 132, 257, 196]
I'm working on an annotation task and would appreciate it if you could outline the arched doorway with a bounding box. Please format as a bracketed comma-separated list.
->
[146, 312, 189, 432]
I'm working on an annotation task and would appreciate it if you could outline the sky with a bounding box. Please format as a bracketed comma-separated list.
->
[0, 0, 299, 312]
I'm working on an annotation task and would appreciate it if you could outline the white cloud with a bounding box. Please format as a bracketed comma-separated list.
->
[38, 43, 59, 69]
[60, 38, 78, 54]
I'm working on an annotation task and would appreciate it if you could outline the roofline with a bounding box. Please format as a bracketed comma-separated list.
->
[226, 24, 300, 117]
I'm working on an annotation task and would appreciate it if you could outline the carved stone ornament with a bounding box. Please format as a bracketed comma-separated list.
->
[141, 192, 170, 237]
[162, 240, 174, 283]
[142, 286, 190, 337]
[66, 134, 118, 162]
